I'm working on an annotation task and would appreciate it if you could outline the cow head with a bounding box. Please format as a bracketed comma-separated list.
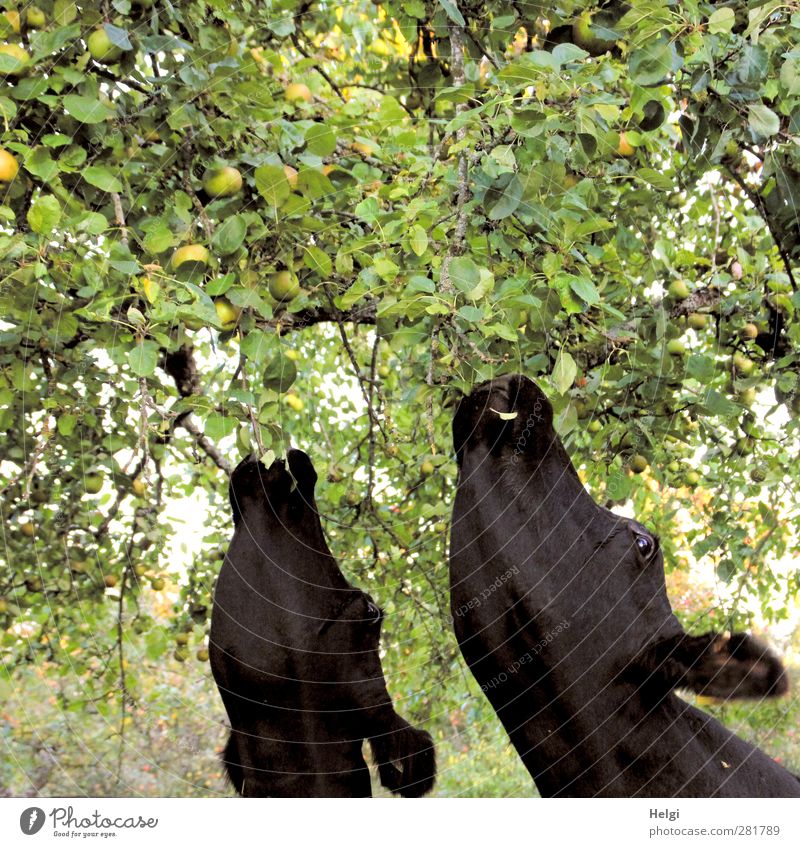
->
[229, 448, 318, 526]
[452, 373, 788, 701]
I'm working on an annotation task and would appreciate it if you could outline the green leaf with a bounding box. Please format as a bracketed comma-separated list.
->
[104, 23, 133, 51]
[254, 164, 290, 207]
[355, 196, 379, 223]
[57, 413, 77, 437]
[629, 39, 682, 86]
[303, 245, 332, 278]
[449, 256, 480, 293]
[708, 7, 735, 34]
[552, 350, 577, 395]
[568, 275, 600, 306]
[240, 331, 272, 364]
[204, 412, 238, 440]
[438, 0, 465, 26]
[637, 168, 673, 191]
[262, 352, 297, 393]
[305, 123, 337, 157]
[63, 94, 113, 124]
[27, 195, 61, 235]
[748, 104, 780, 139]
[488, 174, 522, 220]
[83, 166, 123, 193]
[129, 341, 158, 377]
[409, 225, 428, 257]
[699, 389, 738, 418]
[212, 215, 247, 255]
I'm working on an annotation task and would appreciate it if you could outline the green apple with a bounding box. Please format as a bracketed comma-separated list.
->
[87, 28, 123, 64]
[26, 7, 46, 28]
[202, 166, 243, 198]
[687, 313, 708, 330]
[572, 11, 617, 56]
[269, 270, 300, 303]
[84, 472, 103, 494]
[629, 454, 648, 474]
[668, 279, 690, 299]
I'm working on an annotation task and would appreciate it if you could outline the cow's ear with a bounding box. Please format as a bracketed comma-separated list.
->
[286, 449, 317, 499]
[681, 633, 789, 699]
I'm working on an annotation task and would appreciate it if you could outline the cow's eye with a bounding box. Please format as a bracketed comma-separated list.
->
[634, 533, 656, 559]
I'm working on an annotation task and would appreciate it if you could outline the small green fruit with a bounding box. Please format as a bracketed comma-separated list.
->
[740, 323, 759, 341]
[26, 7, 46, 28]
[269, 270, 300, 303]
[750, 466, 766, 483]
[687, 313, 708, 330]
[87, 28, 123, 64]
[666, 339, 686, 357]
[732, 352, 755, 376]
[668, 279, 690, 300]
[684, 470, 701, 486]
[630, 455, 648, 474]
[737, 387, 756, 407]
[214, 298, 240, 329]
[588, 420, 602, 433]
[202, 166, 243, 198]
[84, 472, 103, 494]
[420, 460, 435, 477]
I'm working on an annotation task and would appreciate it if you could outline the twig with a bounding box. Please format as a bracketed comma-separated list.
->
[325, 292, 387, 440]
[290, 34, 346, 102]
[239, 340, 264, 455]
[367, 335, 379, 503]
[724, 164, 797, 291]
[438, 18, 471, 296]
[180, 138, 213, 241]
[111, 193, 129, 247]
[178, 414, 232, 474]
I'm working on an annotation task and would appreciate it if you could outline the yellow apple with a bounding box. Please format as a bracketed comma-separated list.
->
[285, 82, 312, 102]
[0, 43, 29, 75]
[171, 244, 210, 269]
[214, 297, 240, 329]
[283, 164, 298, 189]
[202, 166, 243, 198]
[3, 10, 20, 33]
[616, 131, 635, 157]
[0, 147, 18, 182]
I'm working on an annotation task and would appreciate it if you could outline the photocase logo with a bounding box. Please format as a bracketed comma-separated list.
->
[19, 807, 45, 835]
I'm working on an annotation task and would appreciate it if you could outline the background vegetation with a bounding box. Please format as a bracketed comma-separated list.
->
[1, 0, 800, 795]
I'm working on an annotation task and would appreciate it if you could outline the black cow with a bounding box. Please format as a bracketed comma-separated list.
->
[450, 373, 799, 797]
[210, 450, 436, 797]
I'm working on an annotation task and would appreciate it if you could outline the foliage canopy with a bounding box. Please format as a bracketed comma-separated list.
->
[2, 0, 800, 793]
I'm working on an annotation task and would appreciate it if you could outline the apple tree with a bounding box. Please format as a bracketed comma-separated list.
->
[1, 0, 799, 789]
